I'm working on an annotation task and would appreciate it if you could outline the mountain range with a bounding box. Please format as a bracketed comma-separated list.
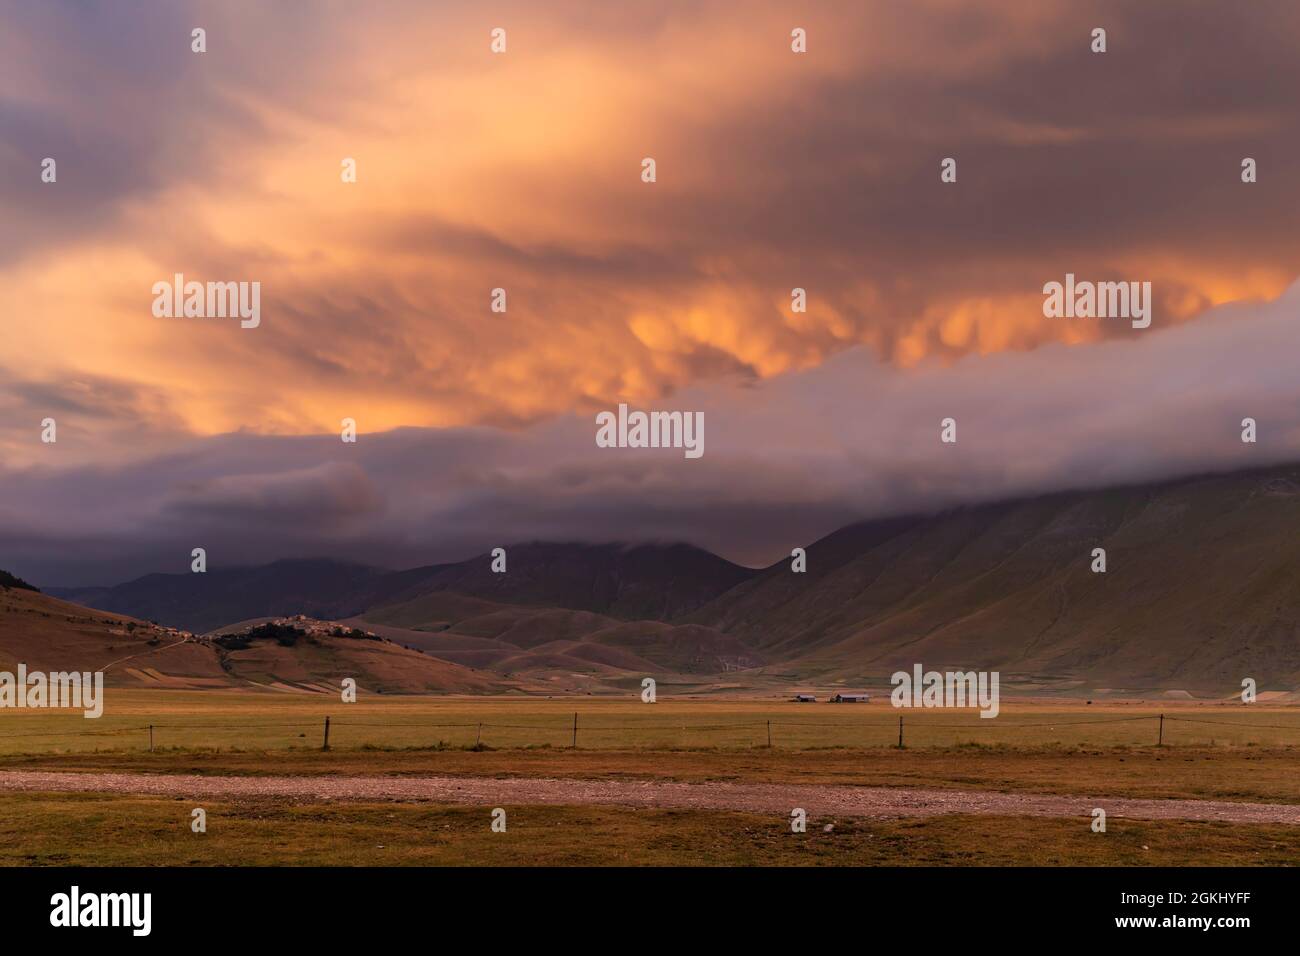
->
[27, 462, 1300, 695]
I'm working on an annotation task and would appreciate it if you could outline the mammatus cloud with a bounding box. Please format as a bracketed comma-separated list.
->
[2, 0, 1300, 443]
[4, 283, 1297, 584]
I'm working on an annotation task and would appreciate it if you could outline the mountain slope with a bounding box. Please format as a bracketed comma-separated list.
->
[356, 590, 764, 680]
[685, 464, 1300, 690]
[0, 583, 518, 695]
[0, 584, 225, 689]
[371, 542, 757, 621]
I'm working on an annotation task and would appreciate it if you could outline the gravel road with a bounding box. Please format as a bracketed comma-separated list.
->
[1, 770, 1296, 823]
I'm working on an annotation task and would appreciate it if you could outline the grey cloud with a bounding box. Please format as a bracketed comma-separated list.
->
[164, 460, 384, 525]
[0, 0, 360, 265]
[3, 282, 1297, 585]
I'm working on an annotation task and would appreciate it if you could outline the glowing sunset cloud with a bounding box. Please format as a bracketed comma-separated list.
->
[2, 0, 1299, 581]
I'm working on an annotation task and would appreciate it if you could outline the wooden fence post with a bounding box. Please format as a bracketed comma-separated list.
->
[323, 715, 331, 751]
[1158, 713, 1164, 746]
[149, 724, 154, 753]
[572, 712, 578, 749]
[767, 720, 772, 748]
[476, 722, 482, 747]
[898, 715, 904, 749]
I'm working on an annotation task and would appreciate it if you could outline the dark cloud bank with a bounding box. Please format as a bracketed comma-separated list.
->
[3, 282, 1297, 586]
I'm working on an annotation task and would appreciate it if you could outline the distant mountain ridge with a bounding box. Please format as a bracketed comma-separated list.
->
[49, 559, 389, 635]
[48, 543, 755, 635]
[41, 463, 1300, 692]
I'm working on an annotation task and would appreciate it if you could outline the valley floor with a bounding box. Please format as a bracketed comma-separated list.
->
[5, 744, 1296, 804]
[1, 693, 1296, 866]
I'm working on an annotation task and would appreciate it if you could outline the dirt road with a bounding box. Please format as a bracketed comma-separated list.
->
[1, 770, 1297, 823]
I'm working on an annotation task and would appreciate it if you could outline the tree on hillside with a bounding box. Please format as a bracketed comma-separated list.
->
[0, 569, 39, 592]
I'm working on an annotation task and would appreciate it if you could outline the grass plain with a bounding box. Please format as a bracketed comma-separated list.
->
[3, 691, 1296, 866]
[1, 690, 1297, 754]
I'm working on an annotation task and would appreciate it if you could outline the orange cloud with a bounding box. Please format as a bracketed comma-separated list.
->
[2, 0, 1298, 453]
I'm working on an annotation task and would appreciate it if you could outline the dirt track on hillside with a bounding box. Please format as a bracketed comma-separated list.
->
[1, 770, 1297, 824]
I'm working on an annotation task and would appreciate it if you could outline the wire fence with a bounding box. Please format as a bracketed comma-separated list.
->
[1, 711, 1297, 753]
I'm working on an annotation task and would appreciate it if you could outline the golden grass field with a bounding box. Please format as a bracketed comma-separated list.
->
[0, 690, 1298, 754]
[2, 691, 1297, 865]
[2, 691, 1298, 802]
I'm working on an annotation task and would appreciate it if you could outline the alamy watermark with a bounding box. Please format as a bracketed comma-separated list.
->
[891, 664, 999, 718]
[1042, 273, 1151, 329]
[50, 886, 150, 936]
[152, 273, 261, 329]
[595, 403, 704, 459]
[0, 665, 103, 718]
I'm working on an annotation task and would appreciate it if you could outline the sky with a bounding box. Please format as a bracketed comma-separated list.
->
[1, 0, 1298, 585]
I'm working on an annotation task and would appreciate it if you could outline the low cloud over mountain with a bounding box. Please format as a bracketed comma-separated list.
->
[4, 280, 1298, 586]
